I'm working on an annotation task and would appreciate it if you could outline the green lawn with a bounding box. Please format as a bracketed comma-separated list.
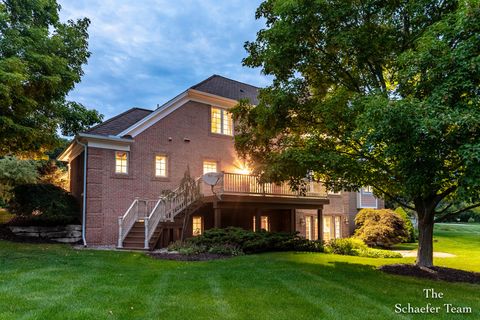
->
[0, 223, 478, 320]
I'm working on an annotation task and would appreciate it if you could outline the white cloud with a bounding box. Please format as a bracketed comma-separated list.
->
[59, 0, 269, 119]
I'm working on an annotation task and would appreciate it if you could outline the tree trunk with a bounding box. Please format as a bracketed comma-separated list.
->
[416, 211, 435, 267]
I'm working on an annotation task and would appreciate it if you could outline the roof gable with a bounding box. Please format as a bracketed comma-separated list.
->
[86, 108, 152, 136]
[191, 75, 259, 105]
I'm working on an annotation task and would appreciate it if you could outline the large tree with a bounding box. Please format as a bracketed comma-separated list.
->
[233, 0, 480, 267]
[0, 0, 102, 156]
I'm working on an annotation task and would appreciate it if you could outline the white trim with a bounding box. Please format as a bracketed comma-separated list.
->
[58, 141, 83, 162]
[357, 192, 379, 209]
[117, 89, 241, 138]
[89, 140, 130, 151]
[117, 91, 189, 137]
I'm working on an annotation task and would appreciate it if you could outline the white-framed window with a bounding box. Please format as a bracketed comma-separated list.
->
[115, 151, 128, 174]
[305, 216, 319, 240]
[253, 215, 270, 232]
[155, 155, 167, 177]
[211, 106, 233, 136]
[305, 216, 312, 240]
[323, 216, 333, 241]
[334, 216, 341, 239]
[203, 160, 217, 174]
[362, 186, 373, 194]
[358, 186, 378, 208]
[192, 216, 203, 236]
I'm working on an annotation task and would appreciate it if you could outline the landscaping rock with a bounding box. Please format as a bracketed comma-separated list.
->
[8, 225, 82, 244]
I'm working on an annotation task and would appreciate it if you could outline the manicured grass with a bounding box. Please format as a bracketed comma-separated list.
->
[0, 223, 478, 320]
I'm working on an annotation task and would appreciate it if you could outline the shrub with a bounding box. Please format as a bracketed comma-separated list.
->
[354, 209, 409, 248]
[8, 183, 80, 225]
[167, 241, 206, 255]
[186, 227, 323, 255]
[324, 237, 402, 258]
[394, 207, 416, 242]
[8, 214, 79, 227]
[324, 238, 367, 255]
[208, 244, 244, 256]
[356, 248, 402, 258]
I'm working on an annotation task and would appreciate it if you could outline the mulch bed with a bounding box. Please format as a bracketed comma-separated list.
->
[380, 264, 480, 284]
[149, 252, 231, 261]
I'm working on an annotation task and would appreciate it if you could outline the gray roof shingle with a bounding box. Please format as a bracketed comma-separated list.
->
[191, 74, 259, 105]
[85, 108, 153, 136]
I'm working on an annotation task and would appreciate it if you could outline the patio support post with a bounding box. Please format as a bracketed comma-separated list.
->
[290, 209, 296, 233]
[214, 201, 222, 228]
[255, 208, 261, 232]
[317, 208, 323, 243]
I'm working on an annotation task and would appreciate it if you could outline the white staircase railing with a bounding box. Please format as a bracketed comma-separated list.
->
[117, 198, 139, 248]
[143, 177, 203, 249]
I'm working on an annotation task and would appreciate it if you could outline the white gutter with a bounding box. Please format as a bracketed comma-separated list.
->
[76, 139, 88, 247]
[77, 132, 133, 142]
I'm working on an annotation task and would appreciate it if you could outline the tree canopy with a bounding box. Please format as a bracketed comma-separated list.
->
[233, 0, 480, 267]
[0, 0, 102, 156]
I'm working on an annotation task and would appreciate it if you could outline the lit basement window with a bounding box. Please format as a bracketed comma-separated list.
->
[192, 216, 203, 236]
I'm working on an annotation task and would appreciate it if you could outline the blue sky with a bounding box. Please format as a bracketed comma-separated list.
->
[59, 0, 270, 119]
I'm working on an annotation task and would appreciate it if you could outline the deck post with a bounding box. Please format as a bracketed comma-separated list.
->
[214, 201, 222, 228]
[317, 208, 323, 243]
[255, 208, 261, 232]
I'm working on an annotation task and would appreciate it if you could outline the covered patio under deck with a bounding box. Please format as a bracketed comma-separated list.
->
[186, 172, 330, 237]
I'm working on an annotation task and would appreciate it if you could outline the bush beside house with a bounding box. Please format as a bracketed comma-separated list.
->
[168, 227, 323, 256]
[354, 209, 409, 248]
[8, 184, 80, 226]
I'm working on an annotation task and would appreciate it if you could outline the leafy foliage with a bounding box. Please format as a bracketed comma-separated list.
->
[234, 0, 480, 266]
[395, 207, 416, 242]
[324, 237, 402, 258]
[0, 0, 102, 156]
[0, 156, 38, 202]
[354, 209, 409, 248]
[37, 160, 68, 190]
[169, 227, 323, 255]
[8, 183, 80, 224]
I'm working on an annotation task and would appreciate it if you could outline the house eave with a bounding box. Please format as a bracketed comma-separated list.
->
[57, 134, 134, 162]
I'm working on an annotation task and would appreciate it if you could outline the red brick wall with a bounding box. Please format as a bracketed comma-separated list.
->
[84, 101, 240, 245]
[80, 100, 385, 245]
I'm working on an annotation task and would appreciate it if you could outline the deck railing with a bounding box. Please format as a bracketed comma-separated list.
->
[144, 177, 202, 248]
[221, 172, 327, 198]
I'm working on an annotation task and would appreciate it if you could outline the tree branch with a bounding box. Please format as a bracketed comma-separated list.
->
[436, 202, 480, 222]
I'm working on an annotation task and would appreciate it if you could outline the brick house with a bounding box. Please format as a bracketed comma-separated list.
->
[58, 75, 382, 249]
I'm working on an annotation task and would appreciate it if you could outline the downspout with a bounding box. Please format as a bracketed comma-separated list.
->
[76, 139, 88, 247]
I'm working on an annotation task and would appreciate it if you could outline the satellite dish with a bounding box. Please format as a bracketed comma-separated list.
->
[202, 172, 222, 186]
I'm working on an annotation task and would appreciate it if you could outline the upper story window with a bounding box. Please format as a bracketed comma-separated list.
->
[362, 186, 373, 194]
[203, 160, 217, 174]
[155, 155, 167, 177]
[211, 107, 233, 136]
[115, 151, 128, 174]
